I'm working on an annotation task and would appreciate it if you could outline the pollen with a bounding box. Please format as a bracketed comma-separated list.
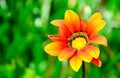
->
[72, 37, 86, 50]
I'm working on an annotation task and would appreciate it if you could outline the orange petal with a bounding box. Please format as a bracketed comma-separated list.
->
[89, 36, 107, 46]
[89, 20, 106, 39]
[69, 54, 82, 72]
[91, 57, 102, 67]
[87, 12, 102, 24]
[65, 10, 80, 32]
[87, 13, 106, 38]
[47, 34, 67, 42]
[58, 48, 76, 61]
[77, 47, 92, 62]
[51, 20, 71, 38]
[85, 45, 100, 59]
[87, 19, 104, 36]
[58, 25, 71, 38]
[80, 19, 88, 32]
[44, 41, 67, 56]
[51, 20, 64, 27]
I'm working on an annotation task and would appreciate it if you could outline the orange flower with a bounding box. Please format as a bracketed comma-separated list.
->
[44, 10, 107, 72]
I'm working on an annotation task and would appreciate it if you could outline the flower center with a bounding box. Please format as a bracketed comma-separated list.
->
[67, 32, 89, 50]
[72, 37, 86, 50]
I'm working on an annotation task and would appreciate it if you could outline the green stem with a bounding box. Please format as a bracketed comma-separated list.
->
[82, 61, 85, 78]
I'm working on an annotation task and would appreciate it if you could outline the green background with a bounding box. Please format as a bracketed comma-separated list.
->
[0, 0, 120, 78]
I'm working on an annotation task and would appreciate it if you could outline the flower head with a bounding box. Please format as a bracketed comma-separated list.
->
[44, 10, 107, 72]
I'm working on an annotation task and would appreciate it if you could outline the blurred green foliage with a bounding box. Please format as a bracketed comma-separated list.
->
[0, 0, 120, 78]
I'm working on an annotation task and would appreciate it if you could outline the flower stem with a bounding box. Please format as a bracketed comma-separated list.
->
[82, 61, 85, 78]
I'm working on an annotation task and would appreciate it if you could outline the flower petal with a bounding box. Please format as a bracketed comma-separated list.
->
[77, 47, 92, 62]
[69, 54, 82, 72]
[51, 20, 71, 38]
[44, 41, 67, 56]
[87, 12, 102, 24]
[87, 19, 104, 35]
[80, 19, 88, 32]
[85, 45, 100, 59]
[51, 20, 64, 27]
[87, 12, 106, 39]
[58, 25, 71, 38]
[89, 36, 107, 46]
[92, 57, 102, 67]
[58, 48, 76, 61]
[65, 10, 80, 32]
[47, 34, 67, 42]
[89, 20, 106, 39]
